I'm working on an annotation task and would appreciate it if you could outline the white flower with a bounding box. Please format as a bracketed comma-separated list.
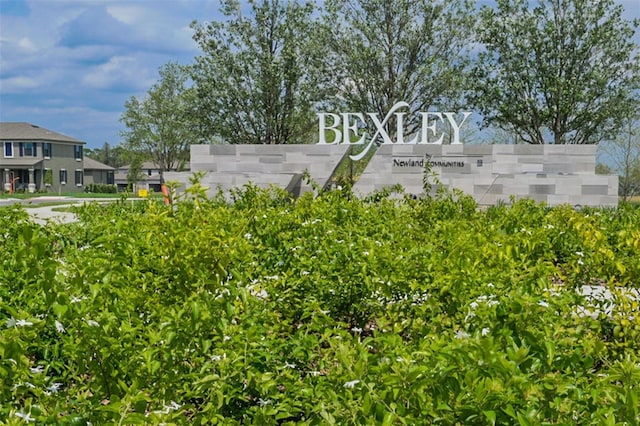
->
[86, 319, 100, 327]
[577, 258, 584, 265]
[363, 251, 370, 256]
[15, 411, 35, 422]
[575, 251, 584, 257]
[396, 357, 405, 362]
[538, 300, 549, 308]
[47, 382, 62, 393]
[211, 354, 223, 361]
[7, 318, 34, 327]
[454, 330, 470, 340]
[470, 302, 479, 310]
[11, 382, 36, 391]
[257, 398, 272, 407]
[343, 379, 360, 388]
[70, 296, 87, 303]
[481, 328, 491, 337]
[223, 335, 231, 342]
[351, 327, 363, 334]
[251, 289, 268, 300]
[284, 362, 297, 369]
[29, 365, 45, 374]
[55, 320, 65, 333]
[154, 401, 181, 415]
[244, 233, 252, 240]
[301, 271, 310, 276]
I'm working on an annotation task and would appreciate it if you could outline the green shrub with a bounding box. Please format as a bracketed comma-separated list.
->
[1, 191, 639, 424]
[84, 183, 117, 194]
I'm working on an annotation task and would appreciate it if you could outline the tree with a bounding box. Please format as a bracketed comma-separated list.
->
[323, 0, 475, 137]
[125, 155, 146, 193]
[602, 114, 640, 200]
[120, 62, 194, 176]
[85, 142, 129, 168]
[472, 0, 640, 145]
[190, 0, 327, 145]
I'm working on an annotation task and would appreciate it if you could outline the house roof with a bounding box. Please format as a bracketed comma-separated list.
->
[84, 157, 115, 171]
[0, 122, 84, 144]
[0, 158, 43, 167]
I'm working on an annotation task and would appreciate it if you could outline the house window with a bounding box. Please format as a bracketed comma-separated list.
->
[74, 145, 83, 161]
[43, 143, 52, 158]
[24, 142, 37, 157]
[4, 142, 13, 158]
[107, 170, 114, 185]
[60, 169, 67, 185]
[75, 170, 83, 186]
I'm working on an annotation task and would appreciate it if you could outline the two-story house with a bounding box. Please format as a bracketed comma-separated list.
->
[1, 122, 86, 193]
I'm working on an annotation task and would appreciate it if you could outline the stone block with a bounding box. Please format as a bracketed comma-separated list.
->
[582, 185, 609, 195]
[209, 145, 237, 155]
[463, 145, 492, 155]
[514, 145, 544, 155]
[259, 155, 284, 164]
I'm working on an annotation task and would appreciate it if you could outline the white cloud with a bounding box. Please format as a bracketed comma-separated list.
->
[17, 37, 37, 52]
[82, 56, 155, 91]
[106, 5, 146, 25]
[0, 76, 39, 92]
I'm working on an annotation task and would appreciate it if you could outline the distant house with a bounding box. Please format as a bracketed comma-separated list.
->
[115, 161, 164, 192]
[1, 122, 85, 193]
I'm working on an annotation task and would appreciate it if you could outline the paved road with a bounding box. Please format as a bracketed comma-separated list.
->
[0, 197, 102, 225]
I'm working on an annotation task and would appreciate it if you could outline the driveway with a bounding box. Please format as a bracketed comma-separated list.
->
[27, 204, 78, 225]
[0, 196, 94, 225]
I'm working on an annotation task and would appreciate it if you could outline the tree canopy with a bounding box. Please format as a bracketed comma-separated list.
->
[472, 0, 640, 145]
[120, 62, 194, 174]
[190, 0, 328, 145]
[323, 0, 475, 138]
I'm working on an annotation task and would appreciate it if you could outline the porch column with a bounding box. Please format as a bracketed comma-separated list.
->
[28, 168, 35, 193]
[3, 169, 10, 192]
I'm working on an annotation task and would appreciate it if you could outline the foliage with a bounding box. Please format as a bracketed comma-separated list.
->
[84, 184, 117, 194]
[324, 0, 474, 136]
[190, 0, 327, 145]
[120, 62, 194, 174]
[43, 169, 53, 187]
[84, 143, 129, 169]
[601, 114, 640, 201]
[472, 0, 640, 144]
[1, 189, 640, 424]
[125, 155, 146, 193]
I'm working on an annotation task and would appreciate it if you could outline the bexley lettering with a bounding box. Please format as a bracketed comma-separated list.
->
[317, 101, 471, 161]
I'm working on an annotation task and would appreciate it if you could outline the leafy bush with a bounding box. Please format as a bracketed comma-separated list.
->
[1, 188, 639, 424]
[84, 183, 117, 194]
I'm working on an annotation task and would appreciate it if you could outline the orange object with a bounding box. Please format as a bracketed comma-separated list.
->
[160, 176, 171, 205]
[10, 176, 20, 194]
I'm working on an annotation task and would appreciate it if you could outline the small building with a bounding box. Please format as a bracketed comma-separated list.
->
[115, 161, 163, 192]
[1, 122, 85, 193]
[84, 157, 115, 187]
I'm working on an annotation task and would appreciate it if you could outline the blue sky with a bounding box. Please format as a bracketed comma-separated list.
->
[1, 0, 640, 149]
